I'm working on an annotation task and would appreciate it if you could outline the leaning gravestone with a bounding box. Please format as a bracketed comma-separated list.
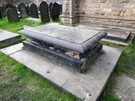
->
[18, 3, 27, 18]
[39, 1, 50, 23]
[0, 6, 3, 19]
[29, 3, 38, 18]
[51, 2, 60, 21]
[6, 7, 19, 22]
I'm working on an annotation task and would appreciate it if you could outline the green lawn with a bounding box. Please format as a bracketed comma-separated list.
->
[0, 17, 135, 101]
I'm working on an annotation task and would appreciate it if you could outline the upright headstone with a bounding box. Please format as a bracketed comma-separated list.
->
[29, 3, 38, 18]
[25, 5, 30, 16]
[0, 6, 3, 19]
[18, 3, 27, 18]
[6, 7, 19, 22]
[51, 2, 60, 21]
[39, 1, 50, 23]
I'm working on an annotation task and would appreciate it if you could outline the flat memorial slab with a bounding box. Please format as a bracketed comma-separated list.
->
[77, 25, 132, 45]
[0, 43, 122, 101]
[19, 23, 107, 53]
[0, 29, 21, 45]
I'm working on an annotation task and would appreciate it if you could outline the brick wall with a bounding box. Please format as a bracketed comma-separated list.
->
[61, 0, 135, 29]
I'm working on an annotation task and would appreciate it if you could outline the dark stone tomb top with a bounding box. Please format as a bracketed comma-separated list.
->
[19, 23, 107, 53]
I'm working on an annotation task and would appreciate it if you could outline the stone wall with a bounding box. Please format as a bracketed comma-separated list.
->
[61, 0, 135, 29]
[61, 0, 79, 24]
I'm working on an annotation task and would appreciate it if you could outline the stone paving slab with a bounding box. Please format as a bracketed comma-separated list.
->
[10, 50, 76, 87]
[0, 44, 122, 101]
[0, 29, 21, 45]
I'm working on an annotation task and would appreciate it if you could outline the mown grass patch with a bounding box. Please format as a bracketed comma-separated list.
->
[0, 17, 42, 34]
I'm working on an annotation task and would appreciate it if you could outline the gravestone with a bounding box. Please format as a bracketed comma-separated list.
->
[25, 5, 30, 16]
[29, 3, 38, 18]
[51, 2, 60, 21]
[0, 6, 3, 19]
[49, 2, 53, 18]
[6, 7, 19, 22]
[39, 1, 50, 23]
[18, 3, 27, 18]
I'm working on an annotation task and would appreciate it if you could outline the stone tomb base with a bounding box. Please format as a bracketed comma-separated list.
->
[0, 43, 122, 101]
[19, 23, 107, 72]
[23, 40, 102, 72]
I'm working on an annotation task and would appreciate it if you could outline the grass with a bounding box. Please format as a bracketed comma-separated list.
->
[0, 17, 42, 33]
[0, 16, 135, 101]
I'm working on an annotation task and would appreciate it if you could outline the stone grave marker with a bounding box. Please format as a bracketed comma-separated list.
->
[39, 1, 50, 23]
[29, 3, 38, 18]
[6, 7, 19, 22]
[18, 3, 28, 18]
[51, 2, 60, 20]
